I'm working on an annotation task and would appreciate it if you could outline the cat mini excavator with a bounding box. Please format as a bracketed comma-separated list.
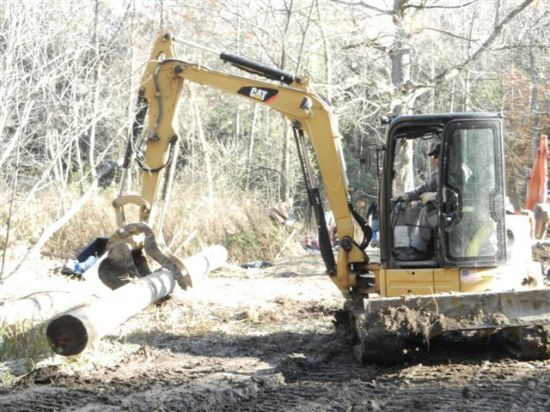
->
[97, 34, 550, 362]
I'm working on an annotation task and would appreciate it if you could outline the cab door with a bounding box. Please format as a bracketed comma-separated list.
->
[439, 119, 506, 266]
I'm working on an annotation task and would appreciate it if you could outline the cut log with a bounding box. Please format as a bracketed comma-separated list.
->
[181, 245, 228, 281]
[46, 269, 175, 356]
[46, 245, 228, 356]
[0, 291, 96, 326]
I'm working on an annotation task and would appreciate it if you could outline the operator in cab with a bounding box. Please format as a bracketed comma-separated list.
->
[394, 143, 440, 261]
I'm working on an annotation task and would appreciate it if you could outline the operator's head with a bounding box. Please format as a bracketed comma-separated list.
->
[428, 143, 440, 166]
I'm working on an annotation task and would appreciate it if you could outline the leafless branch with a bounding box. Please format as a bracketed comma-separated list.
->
[434, 0, 536, 84]
[416, 27, 480, 43]
[405, 0, 479, 10]
[328, 0, 392, 15]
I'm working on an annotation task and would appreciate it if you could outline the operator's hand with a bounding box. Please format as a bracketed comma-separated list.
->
[393, 194, 409, 203]
[420, 192, 437, 204]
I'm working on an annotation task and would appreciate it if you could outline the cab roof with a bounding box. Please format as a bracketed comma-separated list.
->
[386, 112, 502, 128]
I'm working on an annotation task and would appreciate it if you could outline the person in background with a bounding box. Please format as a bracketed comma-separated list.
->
[366, 199, 379, 246]
[534, 202, 549, 240]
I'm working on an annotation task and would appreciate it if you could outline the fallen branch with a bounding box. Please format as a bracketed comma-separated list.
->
[1, 163, 114, 281]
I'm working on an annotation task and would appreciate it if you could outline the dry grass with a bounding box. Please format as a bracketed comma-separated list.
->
[1, 180, 303, 265]
[0, 187, 117, 259]
[43, 189, 119, 258]
[0, 321, 51, 367]
[161, 182, 299, 263]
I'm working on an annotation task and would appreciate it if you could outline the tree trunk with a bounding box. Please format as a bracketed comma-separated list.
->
[389, 0, 413, 194]
[279, 124, 290, 202]
[245, 105, 259, 191]
[529, 47, 541, 161]
[277, 0, 293, 202]
[316, 0, 332, 103]
[190, 87, 214, 206]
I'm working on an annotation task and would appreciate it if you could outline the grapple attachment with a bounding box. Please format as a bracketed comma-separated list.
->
[97, 223, 192, 290]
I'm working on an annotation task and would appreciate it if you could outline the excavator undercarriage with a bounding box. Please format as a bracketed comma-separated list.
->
[340, 288, 550, 363]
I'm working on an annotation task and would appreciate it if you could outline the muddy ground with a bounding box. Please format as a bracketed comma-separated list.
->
[2, 251, 550, 411]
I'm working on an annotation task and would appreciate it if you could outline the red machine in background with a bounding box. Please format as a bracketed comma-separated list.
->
[525, 134, 549, 239]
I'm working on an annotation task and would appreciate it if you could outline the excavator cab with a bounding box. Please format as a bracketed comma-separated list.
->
[349, 113, 550, 363]
[381, 113, 507, 269]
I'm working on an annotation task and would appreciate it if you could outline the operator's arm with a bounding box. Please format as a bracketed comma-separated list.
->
[403, 171, 438, 202]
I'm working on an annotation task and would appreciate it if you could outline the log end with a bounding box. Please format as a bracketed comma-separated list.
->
[46, 314, 88, 356]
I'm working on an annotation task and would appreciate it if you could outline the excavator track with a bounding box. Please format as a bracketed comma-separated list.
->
[498, 325, 550, 360]
[334, 297, 410, 364]
[337, 288, 550, 364]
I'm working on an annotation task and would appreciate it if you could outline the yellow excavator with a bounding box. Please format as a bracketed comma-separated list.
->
[92, 34, 550, 362]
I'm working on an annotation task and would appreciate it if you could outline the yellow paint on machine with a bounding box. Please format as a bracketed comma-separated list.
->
[458, 268, 498, 292]
[378, 267, 502, 297]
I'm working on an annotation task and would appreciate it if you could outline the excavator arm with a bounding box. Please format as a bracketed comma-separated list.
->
[105, 34, 370, 294]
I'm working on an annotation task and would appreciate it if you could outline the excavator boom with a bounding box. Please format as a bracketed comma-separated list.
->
[524, 134, 548, 210]
[99, 33, 369, 293]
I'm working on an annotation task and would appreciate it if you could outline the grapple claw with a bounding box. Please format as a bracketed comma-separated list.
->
[98, 223, 193, 290]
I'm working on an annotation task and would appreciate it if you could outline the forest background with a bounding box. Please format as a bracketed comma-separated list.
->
[0, 0, 549, 276]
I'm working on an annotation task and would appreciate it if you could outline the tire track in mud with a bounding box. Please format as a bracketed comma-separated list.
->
[4, 364, 550, 411]
[371, 360, 550, 410]
[234, 361, 550, 411]
[0, 368, 263, 411]
[3, 332, 550, 411]
[0, 386, 119, 411]
[231, 335, 550, 411]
